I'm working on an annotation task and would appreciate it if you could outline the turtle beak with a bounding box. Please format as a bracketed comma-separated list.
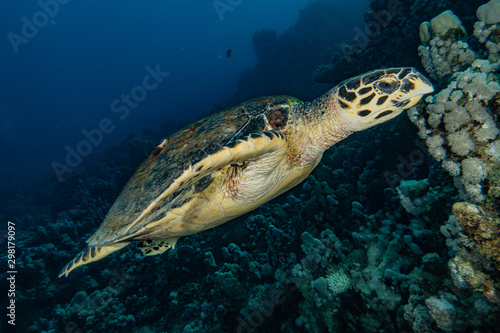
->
[416, 72, 434, 94]
[401, 71, 434, 106]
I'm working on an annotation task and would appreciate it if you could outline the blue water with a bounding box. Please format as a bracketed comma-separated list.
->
[1, 0, 366, 181]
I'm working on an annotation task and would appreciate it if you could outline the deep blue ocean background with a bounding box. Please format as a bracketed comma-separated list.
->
[1, 1, 499, 332]
[1, 0, 365, 182]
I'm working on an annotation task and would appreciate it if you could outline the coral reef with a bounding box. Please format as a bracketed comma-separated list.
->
[3, 115, 499, 332]
[452, 202, 500, 270]
[408, 5, 500, 313]
[410, 21, 500, 203]
[473, 20, 500, 63]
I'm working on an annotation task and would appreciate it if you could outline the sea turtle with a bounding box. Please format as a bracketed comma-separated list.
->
[60, 67, 433, 277]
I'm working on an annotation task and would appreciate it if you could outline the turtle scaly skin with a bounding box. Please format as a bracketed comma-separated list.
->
[60, 67, 433, 277]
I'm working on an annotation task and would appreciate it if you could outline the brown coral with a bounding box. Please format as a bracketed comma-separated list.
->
[452, 202, 500, 268]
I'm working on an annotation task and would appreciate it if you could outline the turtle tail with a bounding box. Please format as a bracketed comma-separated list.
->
[59, 242, 130, 278]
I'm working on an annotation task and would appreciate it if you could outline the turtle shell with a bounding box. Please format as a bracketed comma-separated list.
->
[87, 96, 298, 246]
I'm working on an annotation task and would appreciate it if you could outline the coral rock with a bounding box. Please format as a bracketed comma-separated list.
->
[430, 10, 466, 40]
[425, 296, 457, 332]
[477, 0, 500, 24]
[452, 202, 500, 268]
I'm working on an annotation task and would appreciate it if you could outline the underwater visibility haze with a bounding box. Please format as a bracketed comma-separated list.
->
[1, 0, 500, 332]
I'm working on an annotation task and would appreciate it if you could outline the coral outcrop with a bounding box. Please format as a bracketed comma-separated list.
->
[477, 0, 500, 25]
[417, 11, 475, 81]
[408, 6, 500, 311]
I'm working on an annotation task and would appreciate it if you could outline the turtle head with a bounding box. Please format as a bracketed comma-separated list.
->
[334, 67, 433, 132]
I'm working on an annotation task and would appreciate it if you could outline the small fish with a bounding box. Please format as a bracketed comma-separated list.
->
[226, 48, 234, 57]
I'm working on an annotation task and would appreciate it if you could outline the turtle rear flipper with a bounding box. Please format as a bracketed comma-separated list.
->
[137, 237, 180, 255]
[59, 242, 130, 278]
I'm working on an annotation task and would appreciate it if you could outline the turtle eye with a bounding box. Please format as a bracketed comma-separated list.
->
[376, 80, 399, 94]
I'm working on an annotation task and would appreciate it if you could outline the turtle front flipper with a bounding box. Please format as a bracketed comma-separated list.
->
[122, 130, 288, 235]
[59, 242, 130, 278]
[137, 237, 180, 255]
